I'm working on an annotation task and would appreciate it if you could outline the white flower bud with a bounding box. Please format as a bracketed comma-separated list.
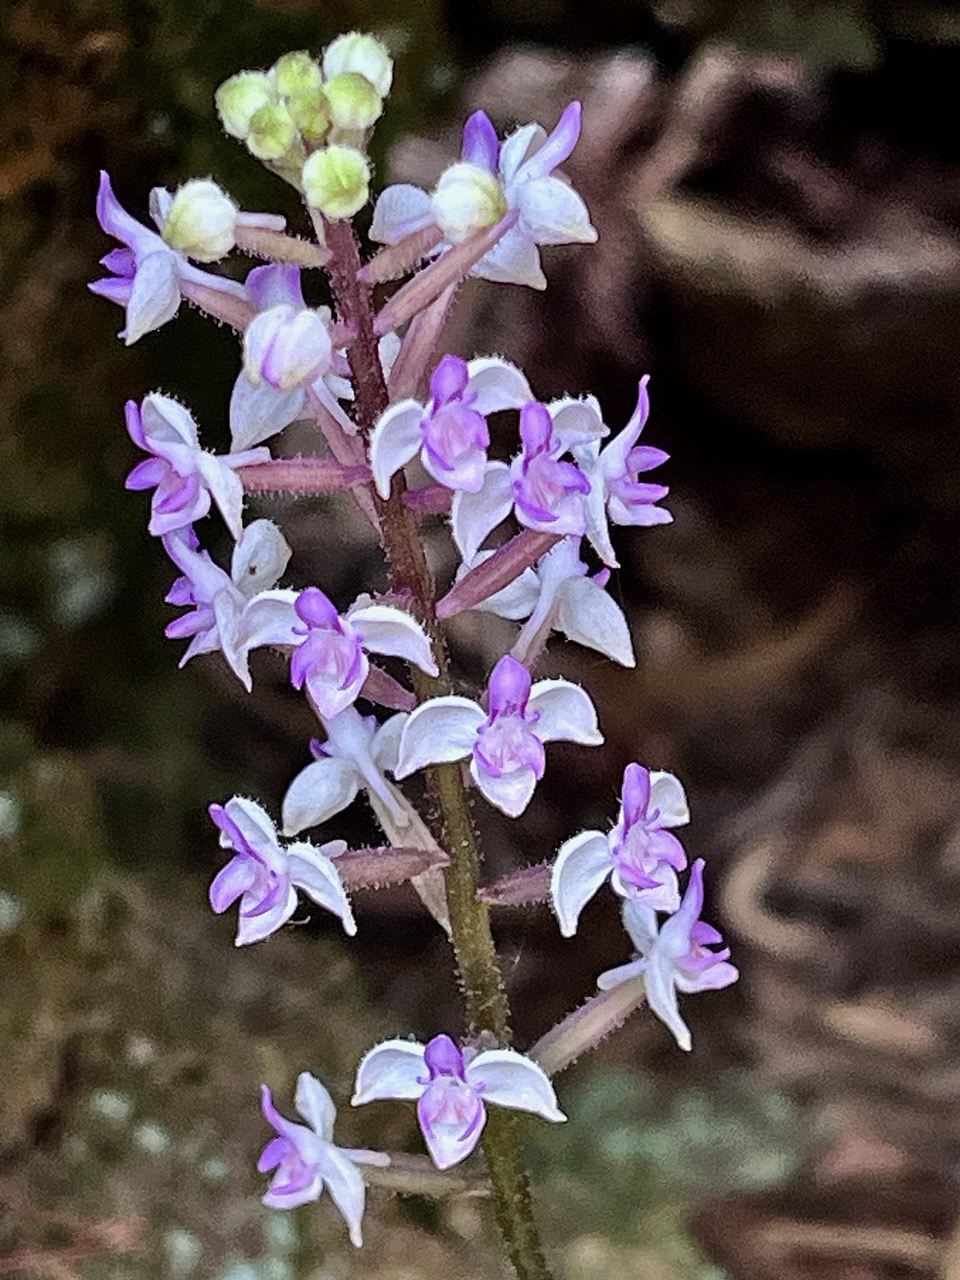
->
[324, 72, 382, 131]
[215, 72, 275, 140]
[322, 32, 393, 98]
[247, 102, 298, 161]
[273, 50, 323, 99]
[161, 179, 238, 262]
[301, 146, 371, 220]
[431, 163, 507, 244]
[244, 305, 333, 391]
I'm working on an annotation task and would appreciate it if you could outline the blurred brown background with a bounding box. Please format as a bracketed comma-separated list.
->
[2, 1, 960, 1277]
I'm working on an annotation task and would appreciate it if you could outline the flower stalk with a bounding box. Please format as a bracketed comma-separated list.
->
[321, 218, 550, 1280]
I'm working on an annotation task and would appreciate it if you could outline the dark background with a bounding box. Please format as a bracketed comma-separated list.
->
[3, 2, 960, 1277]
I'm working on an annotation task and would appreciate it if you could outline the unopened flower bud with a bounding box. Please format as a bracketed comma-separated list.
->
[273, 50, 323, 99]
[431, 162, 507, 244]
[324, 72, 383, 131]
[287, 88, 330, 145]
[161, 179, 238, 262]
[302, 146, 370, 220]
[247, 102, 298, 160]
[322, 31, 393, 98]
[216, 71, 275, 140]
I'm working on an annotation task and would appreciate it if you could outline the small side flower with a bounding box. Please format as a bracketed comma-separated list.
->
[596, 859, 738, 1051]
[259, 1071, 389, 1246]
[209, 796, 355, 943]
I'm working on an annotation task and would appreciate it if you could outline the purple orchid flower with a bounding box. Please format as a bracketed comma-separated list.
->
[352, 1033, 564, 1170]
[370, 102, 596, 290]
[551, 763, 690, 936]
[209, 796, 355, 944]
[90, 171, 252, 345]
[125, 394, 268, 541]
[572, 377, 672, 566]
[395, 653, 602, 817]
[449, 393, 608, 564]
[259, 1072, 388, 1244]
[369, 353, 531, 496]
[289, 587, 438, 721]
[597, 859, 739, 1050]
[162, 521, 300, 691]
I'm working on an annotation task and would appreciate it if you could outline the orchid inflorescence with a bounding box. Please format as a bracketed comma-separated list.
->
[92, 29, 737, 1274]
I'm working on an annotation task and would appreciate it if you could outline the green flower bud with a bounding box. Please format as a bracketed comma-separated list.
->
[215, 71, 275, 140]
[322, 31, 393, 98]
[247, 102, 298, 161]
[324, 72, 383, 131]
[161, 179, 238, 262]
[273, 51, 323, 99]
[302, 145, 371, 220]
[432, 162, 507, 244]
[287, 88, 330, 145]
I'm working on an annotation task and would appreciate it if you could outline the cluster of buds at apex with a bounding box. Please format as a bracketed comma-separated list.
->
[302, 146, 371, 221]
[215, 33, 392, 191]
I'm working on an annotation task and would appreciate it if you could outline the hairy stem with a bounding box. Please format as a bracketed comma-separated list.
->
[320, 214, 552, 1280]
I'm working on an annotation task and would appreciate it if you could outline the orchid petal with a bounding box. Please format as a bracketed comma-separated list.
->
[550, 830, 613, 936]
[287, 842, 356, 936]
[370, 184, 435, 244]
[621, 899, 659, 956]
[463, 358, 532, 415]
[229, 373, 306, 451]
[467, 1050, 565, 1122]
[220, 796, 280, 856]
[517, 176, 596, 245]
[294, 1071, 337, 1142]
[239, 590, 302, 652]
[461, 110, 500, 171]
[548, 396, 607, 448]
[644, 953, 692, 1051]
[498, 124, 545, 185]
[319, 1145, 367, 1247]
[193, 452, 246, 541]
[371, 713, 408, 773]
[369, 400, 425, 498]
[246, 263, 305, 311]
[556, 575, 635, 667]
[124, 250, 181, 344]
[231, 520, 291, 594]
[281, 758, 361, 835]
[596, 957, 646, 991]
[470, 761, 539, 818]
[417, 1080, 486, 1170]
[526, 679, 603, 746]
[235, 883, 298, 945]
[209, 856, 257, 913]
[352, 1039, 427, 1104]
[473, 225, 545, 289]
[450, 462, 513, 562]
[348, 604, 438, 675]
[395, 697, 485, 777]
[648, 770, 690, 828]
[516, 102, 582, 182]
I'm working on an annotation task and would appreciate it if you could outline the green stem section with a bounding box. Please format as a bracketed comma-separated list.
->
[320, 215, 551, 1280]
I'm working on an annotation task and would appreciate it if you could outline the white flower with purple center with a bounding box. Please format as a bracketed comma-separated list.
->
[462, 536, 635, 669]
[369, 353, 530, 497]
[352, 1034, 564, 1170]
[209, 796, 355, 944]
[597, 859, 739, 1051]
[90, 171, 269, 345]
[163, 521, 301, 691]
[370, 102, 596, 290]
[395, 653, 602, 818]
[125, 394, 267, 541]
[450, 394, 607, 564]
[290, 587, 438, 721]
[551, 763, 689, 936]
[570, 376, 672, 566]
[258, 1071, 388, 1244]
